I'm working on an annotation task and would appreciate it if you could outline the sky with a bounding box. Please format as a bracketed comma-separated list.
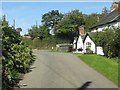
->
[2, 1, 112, 35]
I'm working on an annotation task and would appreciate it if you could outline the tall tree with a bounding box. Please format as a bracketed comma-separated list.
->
[1, 15, 9, 28]
[38, 25, 49, 40]
[28, 25, 38, 39]
[28, 25, 49, 40]
[101, 7, 109, 18]
[54, 9, 85, 42]
[84, 13, 99, 32]
[41, 10, 64, 34]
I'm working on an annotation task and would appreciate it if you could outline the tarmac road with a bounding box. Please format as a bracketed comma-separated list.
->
[19, 50, 118, 88]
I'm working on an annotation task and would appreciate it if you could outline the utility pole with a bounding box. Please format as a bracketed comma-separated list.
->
[13, 19, 15, 29]
[36, 20, 38, 29]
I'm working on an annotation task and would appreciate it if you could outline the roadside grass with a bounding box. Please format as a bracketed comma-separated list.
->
[77, 54, 119, 85]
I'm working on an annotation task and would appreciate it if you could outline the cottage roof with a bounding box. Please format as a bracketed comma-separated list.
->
[90, 8, 120, 29]
[73, 37, 78, 44]
[82, 33, 90, 43]
[81, 32, 97, 44]
[87, 32, 96, 39]
[74, 32, 98, 45]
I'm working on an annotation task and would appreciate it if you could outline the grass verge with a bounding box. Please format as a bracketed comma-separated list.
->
[77, 54, 119, 85]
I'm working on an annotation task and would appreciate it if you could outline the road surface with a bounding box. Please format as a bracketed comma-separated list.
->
[19, 50, 118, 88]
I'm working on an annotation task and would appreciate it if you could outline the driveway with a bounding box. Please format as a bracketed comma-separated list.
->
[19, 50, 118, 88]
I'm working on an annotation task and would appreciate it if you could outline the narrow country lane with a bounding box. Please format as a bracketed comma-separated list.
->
[19, 50, 118, 88]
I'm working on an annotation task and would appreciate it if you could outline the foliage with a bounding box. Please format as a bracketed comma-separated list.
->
[92, 27, 120, 58]
[84, 11, 109, 32]
[77, 54, 119, 85]
[85, 48, 93, 54]
[22, 37, 33, 47]
[2, 15, 34, 89]
[38, 25, 49, 40]
[28, 10, 102, 43]
[101, 7, 109, 17]
[54, 9, 85, 42]
[84, 13, 98, 32]
[28, 25, 39, 39]
[28, 25, 49, 40]
[41, 10, 64, 34]
[22, 35, 70, 50]
[27, 9, 114, 46]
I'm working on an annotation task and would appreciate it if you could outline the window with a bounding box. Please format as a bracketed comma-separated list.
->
[86, 42, 91, 49]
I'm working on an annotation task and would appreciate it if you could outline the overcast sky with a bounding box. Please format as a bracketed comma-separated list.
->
[2, 2, 112, 35]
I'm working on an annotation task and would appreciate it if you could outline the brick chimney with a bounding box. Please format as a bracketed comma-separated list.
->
[79, 25, 85, 35]
[111, 2, 119, 11]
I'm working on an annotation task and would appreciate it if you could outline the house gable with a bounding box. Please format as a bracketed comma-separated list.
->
[77, 35, 84, 50]
[83, 34, 96, 53]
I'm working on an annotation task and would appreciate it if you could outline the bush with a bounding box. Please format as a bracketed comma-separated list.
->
[86, 48, 93, 54]
[93, 27, 120, 58]
[32, 37, 41, 48]
[2, 16, 35, 90]
[23, 35, 70, 50]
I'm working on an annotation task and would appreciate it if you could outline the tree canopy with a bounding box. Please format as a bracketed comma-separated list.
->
[84, 13, 98, 32]
[41, 10, 64, 34]
[27, 9, 113, 43]
[54, 9, 85, 41]
[28, 25, 49, 40]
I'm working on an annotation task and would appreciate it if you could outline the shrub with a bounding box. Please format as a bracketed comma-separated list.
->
[2, 16, 35, 90]
[86, 48, 93, 54]
[92, 27, 120, 58]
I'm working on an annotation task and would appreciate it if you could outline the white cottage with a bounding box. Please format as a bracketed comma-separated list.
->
[73, 34, 96, 54]
[73, 26, 104, 55]
[73, 26, 96, 54]
[90, 3, 120, 32]
[83, 33, 96, 53]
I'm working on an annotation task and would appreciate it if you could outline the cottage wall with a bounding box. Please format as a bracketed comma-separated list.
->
[73, 39, 77, 49]
[91, 22, 119, 32]
[76, 36, 84, 53]
[83, 36, 96, 53]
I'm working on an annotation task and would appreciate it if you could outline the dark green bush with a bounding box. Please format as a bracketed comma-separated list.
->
[86, 48, 93, 54]
[2, 16, 35, 90]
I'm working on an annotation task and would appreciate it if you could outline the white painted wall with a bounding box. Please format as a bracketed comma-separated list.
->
[83, 36, 96, 53]
[114, 22, 120, 27]
[96, 46, 104, 55]
[91, 26, 108, 32]
[91, 22, 119, 32]
[73, 39, 76, 49]
[76, 36, 84, 53]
